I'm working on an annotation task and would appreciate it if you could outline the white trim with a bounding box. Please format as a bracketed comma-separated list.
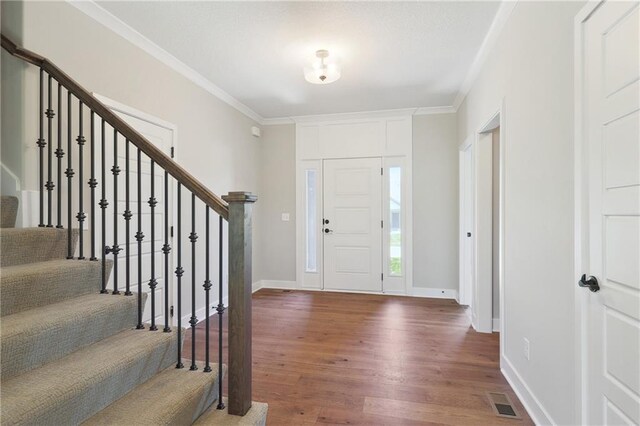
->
[410, 287, 458, 300]
[292, 108, 418, 124]
[93, 94, 178, 132]
[501, 355, 555, 425]
[20, 190, 39, 228]
[452, 1, 518, 109]
[573, 2, 603, 424]
[414, 106, 457, 115]
[255, 280, 458, 301]
[181, 296, 229, 327]
[255, 280, 298, 291]
[69, 0, 263, 124]
[1, 162, 21, 192]
[492, 318, 500, 332]
[260, 117, 296, 126]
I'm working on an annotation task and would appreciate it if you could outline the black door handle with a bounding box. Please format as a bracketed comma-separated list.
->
[324, 228, 332, 234]
[579, 274, 600, 292]
[467, 232, 472, 237]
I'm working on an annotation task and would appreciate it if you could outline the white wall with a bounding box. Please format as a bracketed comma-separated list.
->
[456, 1, 584, 424]
[256, 124, 296, 282]
[2, 1, 263, 323]
[412, 113, 459, 290]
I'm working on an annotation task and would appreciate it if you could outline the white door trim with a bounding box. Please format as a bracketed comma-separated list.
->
[295, 113, 413, 295]
[466, 101, 505, 336]
[93, 93, 179, 325]
[573, 2, 605, 424]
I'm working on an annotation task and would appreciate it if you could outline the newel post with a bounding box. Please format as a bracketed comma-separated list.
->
[222, 191, 257, 416]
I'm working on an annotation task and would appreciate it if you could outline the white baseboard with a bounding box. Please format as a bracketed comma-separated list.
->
[179, 296, 228, 327]
[493, 318, 500, 332]
[254, 281, 459, 301]
[20, 190, 38, 228]
[410, 287, 458, 300]
[501, 355, 554, 425]
[253, 280, 297, 292]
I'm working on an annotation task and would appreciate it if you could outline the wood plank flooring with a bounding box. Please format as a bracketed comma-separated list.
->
[185, 289, 533, 425]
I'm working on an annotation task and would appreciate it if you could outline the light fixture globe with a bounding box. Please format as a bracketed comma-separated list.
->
[304, 49, 341, 84]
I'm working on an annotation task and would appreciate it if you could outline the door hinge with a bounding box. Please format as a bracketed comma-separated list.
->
[381, 167, 384, 175]
[381, 220, 384, 228]
[170, 146, 175, 158]
[381, 273, 384, 281]
[170, 305, 174, 317]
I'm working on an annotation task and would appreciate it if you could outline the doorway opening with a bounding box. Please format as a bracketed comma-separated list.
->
[459, 109, 503, 335]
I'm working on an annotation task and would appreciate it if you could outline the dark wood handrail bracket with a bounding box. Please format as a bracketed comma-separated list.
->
[1, 34, 229, 219]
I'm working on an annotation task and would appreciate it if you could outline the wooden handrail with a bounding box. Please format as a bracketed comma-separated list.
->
[1, 34, 229, 220]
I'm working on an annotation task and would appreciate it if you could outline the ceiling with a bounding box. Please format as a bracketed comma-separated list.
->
[96, 1, 501, 120]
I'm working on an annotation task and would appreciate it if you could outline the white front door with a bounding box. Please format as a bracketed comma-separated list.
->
[583, 2, 639, 424]
[323, 158, 382, 292]
[99, 110, 175, 326]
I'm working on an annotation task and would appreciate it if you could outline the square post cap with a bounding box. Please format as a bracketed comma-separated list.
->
[222, 192, 257, 203]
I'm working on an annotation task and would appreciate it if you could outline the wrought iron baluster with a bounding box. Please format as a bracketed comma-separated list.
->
[163, 170, 171, 333]
[76, 101, 85, 260]
[135, 148, 145, 329]
[37, 68, 45, 228]
[149, 161, 158, 330]
[100, 119, 108, 293]
[55, 82, 63, 229]
[124, 140, 132, 295]
[189, 193, 198, 371]
[89, 111, 97, 260]
[217, 215, 225, 409]
[45, 74, 54, 227]
[66, 92, 73, 258]
[175, 183, 184, 369]
[110, 129, 121, 294]
[203, 206, 212, 373]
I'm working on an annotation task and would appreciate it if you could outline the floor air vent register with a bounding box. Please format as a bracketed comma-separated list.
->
[486, 392, 521, 419]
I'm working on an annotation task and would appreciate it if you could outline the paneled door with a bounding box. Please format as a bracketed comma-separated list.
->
[582, 2, 639, 424]
[98, 107, 175, 326]
[323, 158, 382, 292]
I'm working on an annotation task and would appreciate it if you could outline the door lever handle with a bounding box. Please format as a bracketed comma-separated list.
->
[579, 274, 600, 292]
[324, 228, 333, 234]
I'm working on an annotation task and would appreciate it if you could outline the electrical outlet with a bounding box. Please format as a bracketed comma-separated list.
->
[523, 338, 530, 361]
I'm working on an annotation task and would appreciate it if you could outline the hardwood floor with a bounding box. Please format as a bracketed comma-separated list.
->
[185, 289, 533, 425]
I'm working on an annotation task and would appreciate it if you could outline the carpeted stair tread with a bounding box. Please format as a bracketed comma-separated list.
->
[1, 327, 179, 425]
[194, 398, 268, 426]
[0, 259, 112, 316]
[1, 292, 145, 380]
[0, 227, 78, 267]
[0, 195, 19, 228]
[83, 362, 225, 426]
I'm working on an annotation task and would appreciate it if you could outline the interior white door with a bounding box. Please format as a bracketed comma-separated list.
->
[323, 158, 382, 292]
[583, 2, 640, 424]
[460, 144, 475, 307]
[99, 113, 174, 326]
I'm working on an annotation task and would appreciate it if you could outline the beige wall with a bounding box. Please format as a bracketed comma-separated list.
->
[256, 124, 296, 282]
[2, 1, 263, 319]
[412, 113, 459, 290]
[456, 2, 584, 423]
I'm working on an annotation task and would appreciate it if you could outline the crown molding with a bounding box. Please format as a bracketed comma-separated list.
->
[262, 105, 456, 126]
[414, 105, 457, 115]
[68, 0, 265, 124]
[452, 0, 518, 110]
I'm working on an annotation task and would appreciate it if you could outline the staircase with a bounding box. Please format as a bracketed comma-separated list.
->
[1, 32, 267, 426]
[0, 196, 266, 425]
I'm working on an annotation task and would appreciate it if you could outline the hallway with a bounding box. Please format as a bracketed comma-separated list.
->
[187, 289, 533, 425]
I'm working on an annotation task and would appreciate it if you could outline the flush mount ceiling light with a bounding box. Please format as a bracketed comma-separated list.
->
[304, 49, 341, 85]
